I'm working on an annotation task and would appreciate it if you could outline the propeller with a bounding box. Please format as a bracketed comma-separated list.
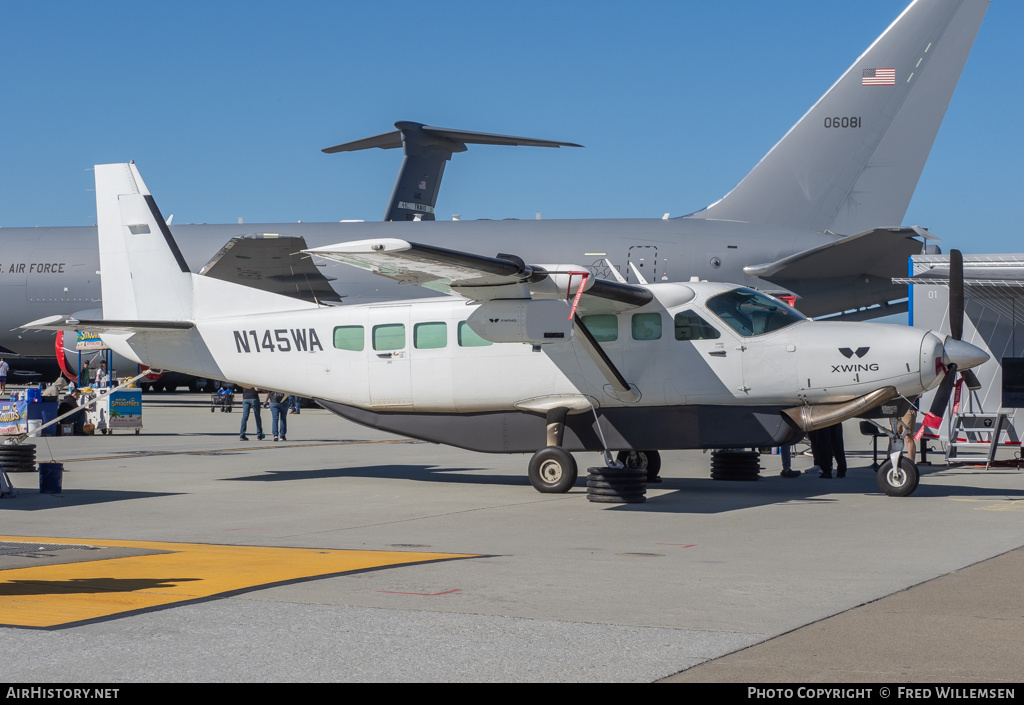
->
[919, 249, 982, 434]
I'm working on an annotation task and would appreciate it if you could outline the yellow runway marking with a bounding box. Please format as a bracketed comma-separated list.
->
[0, 535, 476, 629]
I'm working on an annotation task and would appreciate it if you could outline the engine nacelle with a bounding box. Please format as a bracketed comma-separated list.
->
[467, 299, 574, 344]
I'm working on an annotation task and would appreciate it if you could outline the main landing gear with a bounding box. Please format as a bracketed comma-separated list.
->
[616, 450, 662, 483]
[523, 407, 657, 503]
[528, 446, 578, 493]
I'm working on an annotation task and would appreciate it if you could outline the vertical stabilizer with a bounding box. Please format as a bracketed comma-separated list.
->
[96, 162, 194, 321]
[699, 0, 988, 235]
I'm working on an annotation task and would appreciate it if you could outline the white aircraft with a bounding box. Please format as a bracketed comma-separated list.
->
[26, 163, 988, 497]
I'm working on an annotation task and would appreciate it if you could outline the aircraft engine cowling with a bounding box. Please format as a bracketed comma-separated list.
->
[467, 299, 574, 345]
[918, 331, 947, 392]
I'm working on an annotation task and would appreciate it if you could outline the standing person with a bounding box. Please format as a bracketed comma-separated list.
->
[95, 361, 110, 389]
[0, 358, 8, 396]
[238, 385, 265, 441]
[830, 422, 848, 478]
[268, 390, 288, 441]
[287, 394, 302, 415]
[808, 427, 834, 478]
[779, 443, 800, 478]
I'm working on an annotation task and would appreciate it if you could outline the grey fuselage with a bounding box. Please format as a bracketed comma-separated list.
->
[4, 216, 881, 358]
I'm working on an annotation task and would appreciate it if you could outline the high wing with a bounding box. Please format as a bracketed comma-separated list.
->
[303, 239, 652, 312]
[305, 238, 651, 401]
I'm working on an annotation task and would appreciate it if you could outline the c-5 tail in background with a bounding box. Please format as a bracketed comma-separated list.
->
[323, 122, 582, 223]
[696, 0, 988, 236]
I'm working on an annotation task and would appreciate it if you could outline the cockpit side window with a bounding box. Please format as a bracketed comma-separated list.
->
[706, 288, 804, 337]
[674, 311, 720, 341]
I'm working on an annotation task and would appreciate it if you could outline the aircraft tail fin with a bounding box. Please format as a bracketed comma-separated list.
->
[323, 121, 581, 222]
[96, 162, 195, 322]
[96, 162, 321, 325]
[698, 0, 988, 235]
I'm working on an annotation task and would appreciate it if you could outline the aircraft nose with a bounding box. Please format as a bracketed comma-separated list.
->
[942, 337, 989, 370]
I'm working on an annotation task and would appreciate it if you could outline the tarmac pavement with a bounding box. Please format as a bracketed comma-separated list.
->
[1, 394, 1022, 682]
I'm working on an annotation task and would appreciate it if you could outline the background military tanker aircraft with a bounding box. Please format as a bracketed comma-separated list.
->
[25, 163, 989, 498]
[4, 0, 990, 388]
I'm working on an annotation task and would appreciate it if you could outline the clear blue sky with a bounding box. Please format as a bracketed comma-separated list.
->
[1, 1, 1020, 254]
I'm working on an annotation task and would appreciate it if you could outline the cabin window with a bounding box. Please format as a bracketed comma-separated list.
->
[674, 311, 721, 341]
[458, 321, 492, 347]
[631, 312, 662, 341]
[581, 314, 618, 342]
[414, 321, 447, 349]
[372, 323, 406, 350]
[333, 325, 364, 352]
[706, 287, 805, 337]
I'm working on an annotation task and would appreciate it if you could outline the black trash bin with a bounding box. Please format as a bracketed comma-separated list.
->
[39, 462, 63, 493]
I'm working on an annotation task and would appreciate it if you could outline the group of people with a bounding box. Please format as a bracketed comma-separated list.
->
[238, 386, 302, 441]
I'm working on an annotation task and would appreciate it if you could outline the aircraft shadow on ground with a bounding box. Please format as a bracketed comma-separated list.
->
[1, 490, 182, 511]
[225, 464, 528, 487]
[0, 577, 200, 597]
[614, 464, 1024, 514]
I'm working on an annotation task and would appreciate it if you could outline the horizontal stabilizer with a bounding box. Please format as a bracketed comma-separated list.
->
[322, 121, 582, 153]
[744, 228, 925, 282]
[199, 234, 342, 303]
[22, 314, 194, 332]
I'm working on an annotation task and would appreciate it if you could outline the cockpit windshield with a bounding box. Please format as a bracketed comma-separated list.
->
[705, 288, 805, 337]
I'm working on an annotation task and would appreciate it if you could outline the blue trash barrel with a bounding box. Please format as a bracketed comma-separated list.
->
[39, 462, 63, 493]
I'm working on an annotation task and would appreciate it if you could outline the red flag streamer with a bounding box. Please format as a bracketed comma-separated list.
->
[915, 411, 944, 441]
[952, 377, 964, 414]
[566, 271, 590, 320]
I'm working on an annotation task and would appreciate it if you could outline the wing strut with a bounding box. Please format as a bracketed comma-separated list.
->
[572, 315, 640, 403]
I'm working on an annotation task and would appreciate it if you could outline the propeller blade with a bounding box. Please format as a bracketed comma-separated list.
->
[960, 369, 982, 391]
[924, 363, 958, 428]
[949, 249, 964, 341]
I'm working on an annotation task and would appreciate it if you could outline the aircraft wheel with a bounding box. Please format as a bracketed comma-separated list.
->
[616, 450, 662, 483]
[877, 456, 919, 497]
[528, 447, 578, 493]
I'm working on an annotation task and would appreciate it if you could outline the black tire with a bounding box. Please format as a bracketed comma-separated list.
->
[616, 450, 662, 482]
[0, 443, 36, 472]
[528, 447, 578, 493]
[877, 456, 919, 497]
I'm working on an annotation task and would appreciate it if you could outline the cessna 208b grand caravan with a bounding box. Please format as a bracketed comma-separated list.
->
[25, 163, 989, 498]
[5, 0, 990, 383]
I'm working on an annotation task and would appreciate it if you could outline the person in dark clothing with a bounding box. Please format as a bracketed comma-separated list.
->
[57, 390, 86, 435]
[238, 386, 264, 441]
[830, 423, 848, 478]
[809, 424, 848, 478]
[267, 390, 288, 441]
